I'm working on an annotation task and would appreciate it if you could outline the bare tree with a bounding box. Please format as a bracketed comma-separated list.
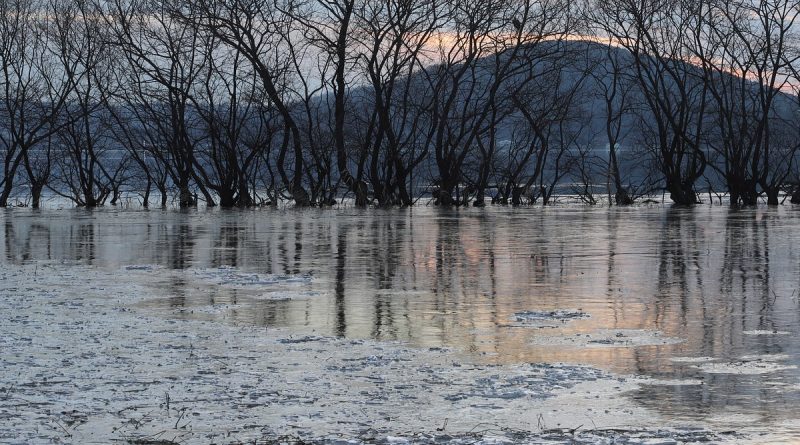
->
[180, 0, 313, 206]
[353, 0, 441, 206]
[283, 39, 338, 206]
[689, 0, 800, 205]
[47, 0, 127, 207]
[190, 42, 271, 207]
[504, 59, 589, 205]
[467, 0, 580, 207]
[286, 0, 370, 205]
[585, 40, 641, 204]
[594, 0, 711, 205]
[105, 0, 215, 207]
[417, 0, 580, 206]
[0, 0, 75, 207]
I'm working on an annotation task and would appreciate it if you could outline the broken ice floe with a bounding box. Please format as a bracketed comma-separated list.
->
[669, 356, 717, 364]
[442, 364, 608, 402]
[278, 335, 330, 344]
[189, 266, 312, 288]
[694, 354, 797, 375]
[632, 377, 704, 386]
[253, 289, 322, 300]
[252, 427, 737, 445]
[742, 330, 791, 336]
[530, 329, 683, 348]
[123, 264, 164, 271]
[124, 264, 320, 305]
[123, 264, 313, 289]
[511, 309, 589, 326]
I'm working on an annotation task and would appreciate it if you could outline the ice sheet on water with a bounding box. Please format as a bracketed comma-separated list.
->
[740, 353, 792, 361]
[632, 377, 704, 386]
[0, 261, 747, 444]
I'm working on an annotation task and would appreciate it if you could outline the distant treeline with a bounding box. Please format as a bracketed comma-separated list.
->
[2, 0, 800, 208]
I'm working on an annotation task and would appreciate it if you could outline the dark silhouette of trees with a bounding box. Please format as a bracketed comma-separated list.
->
[355, 0, 440, 206]
[106, 0, 213, 208]
[180, 0, 313, 206]
[586, 40, 640, 205]
[688, 0, 800, 206]
[0, 0, 799, 207]
[594, 0, 711, 205]
[0, 0, 75, 207]
[49, 0, 126, 207]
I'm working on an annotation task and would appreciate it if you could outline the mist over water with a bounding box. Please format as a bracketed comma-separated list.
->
[3, 206, 800, 431]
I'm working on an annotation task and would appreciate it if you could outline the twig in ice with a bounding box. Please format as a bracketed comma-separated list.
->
[174, 408, 186, 429]
[53, 419, 72, 437]
[2, 384, 13, 399]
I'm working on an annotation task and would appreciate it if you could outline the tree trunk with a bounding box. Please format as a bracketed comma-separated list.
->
[435, 185, 455, 206]
[292, 186, 311, 207]
[238, 180, 254, 208]
[615, 188, 633, 205]
[159, 183, 168, 208]
[396, 171, 412, 207]
[195, 181, 215, 207]
[110, 187, 120, 206]
[178, 177, 195, 208]
[668, 179, 699, 205]
[791, 186, 800, 204]
[31, 182, 44, 209]
[473, 194, 486, 207]
[0, 182, 13, 207]
[219, 191, 236, 208]
[142, 181, 151, 209]
[766, 187, 779, 206]
[511, 186, 524, 206]
[354, 181, 368, 207]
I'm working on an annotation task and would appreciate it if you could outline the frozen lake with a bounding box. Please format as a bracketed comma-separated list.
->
[2, 205, 800, 443]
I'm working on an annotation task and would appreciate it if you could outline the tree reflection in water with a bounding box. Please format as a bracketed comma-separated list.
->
[1, 206, 799, 425]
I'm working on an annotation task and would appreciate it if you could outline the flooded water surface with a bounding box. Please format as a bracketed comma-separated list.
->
[3, 205, 800, 436]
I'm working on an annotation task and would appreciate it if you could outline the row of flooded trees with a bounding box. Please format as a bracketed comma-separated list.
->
[1, 0, 800, 208]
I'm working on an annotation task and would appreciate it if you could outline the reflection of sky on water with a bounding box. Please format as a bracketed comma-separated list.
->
[2, 206, 800, 429]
